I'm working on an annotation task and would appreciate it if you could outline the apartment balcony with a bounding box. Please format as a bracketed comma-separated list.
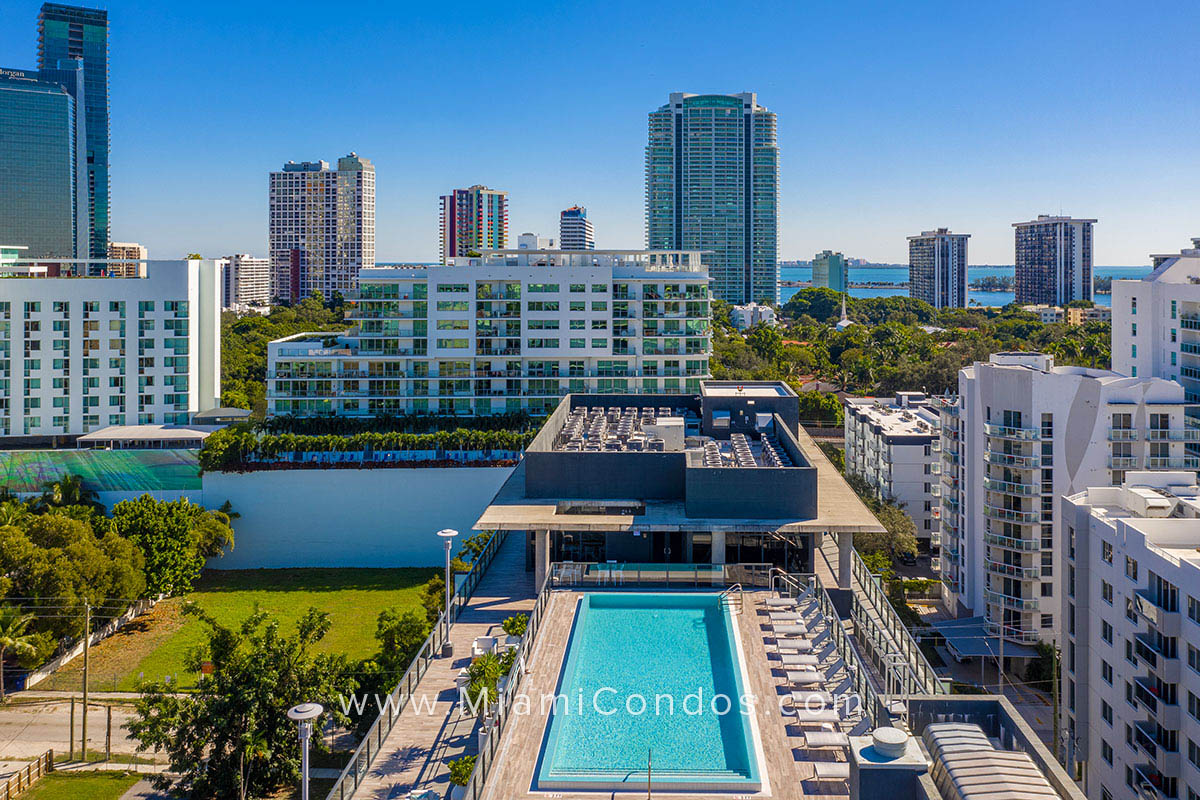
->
[984, 589, 1040, 611]
[985, 559, 1040, 580]
[984, 620, 1042, 644]
[474, 310, 521, 319]
[1109, 456, 1141, 469]
[984, 532, 1040, 552]
[1108, 427, 1139, 441]
[1147, 428, 1200, 441]
[941, 573, 961, 593]
[930, 532, 941, 547]
[984, 477, 1039, 496]
[983, 422, 1040, 440]
[475, 347, 521, 356]
[1180, 314, 1200, 330]
[982, 503, 1040, 524]
[941, 451, 960, 466]
[1134, 589, 1182, 635]
[1147, 456, 1200, 469]
[984, 450, 1040, 468]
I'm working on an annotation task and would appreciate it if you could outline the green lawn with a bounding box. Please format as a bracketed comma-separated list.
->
[40, 567, 438, 691]
[22, 772, 141, 800]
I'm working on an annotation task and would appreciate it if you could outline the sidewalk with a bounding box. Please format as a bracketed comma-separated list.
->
[352, 532, 535, 799]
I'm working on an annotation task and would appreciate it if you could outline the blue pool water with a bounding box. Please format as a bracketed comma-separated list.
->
[537, 593, 761, 790]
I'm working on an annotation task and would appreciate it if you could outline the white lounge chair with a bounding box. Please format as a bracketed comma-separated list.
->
[803, 717, 871, 749]
[779, 628, 828, 653]
[772, 623, 808, 637]
[769, 611, 803, 622]
[791, 707, 842, 725]
[780, 643, 837, 667]
[471, 636, 497, 657]
[765, 597, 797, 608]
[811, 761, 850, 782]
[785, 668, 823, 685]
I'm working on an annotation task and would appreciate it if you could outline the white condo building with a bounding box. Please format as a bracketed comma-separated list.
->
[938, 352, 1194, 646]
[268, 154, 375, 303]
[1061, 472, 1200, 800]
[266, 250, 711, 417]
[730, 302, 776, 330]
[844, 392, 942, 556]
[0, 259, 222, 438]
[517, 233, 556, 250]
[559, 206, 594, 250]
[221, 254, 270, 309]
[1113, 239, 1200, 404]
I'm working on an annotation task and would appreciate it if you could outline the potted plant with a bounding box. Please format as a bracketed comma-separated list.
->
[465, 652, 500, 718]
[500, 613, 528, 647]
[447, 754, 477, 800]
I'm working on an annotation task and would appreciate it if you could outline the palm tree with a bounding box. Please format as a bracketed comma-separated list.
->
[0, 501, 32, 528]
[38, 474, 101, 511]
[1080, 335, 1107, 369]
[0, 607, 38, 700]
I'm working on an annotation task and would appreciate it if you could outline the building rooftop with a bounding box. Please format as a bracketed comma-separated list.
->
[1012, 215, 1098, 226]
[845, 393, 940, 439]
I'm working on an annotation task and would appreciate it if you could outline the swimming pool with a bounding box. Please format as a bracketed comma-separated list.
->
[536, 592, 763, 791]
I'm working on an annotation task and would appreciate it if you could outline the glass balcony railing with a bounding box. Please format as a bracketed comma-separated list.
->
[984, 451, 1040, 468]
[985, 559, 1041, 580]
[984, 422, 1040, 440]
[984, 589, 1040, 611]
[1109, 456, 1141, 469]
[985, 532, 1040, 552]
[1108, 428, 1138, 441]
[984, 620, 1042, 644]
[1147, 456, 1200, 469]
[1147, 428, 1200, 441]
[982, 504, 1040, 524]
[984, 477, 1039, 496]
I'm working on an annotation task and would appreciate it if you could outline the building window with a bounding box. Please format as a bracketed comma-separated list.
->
[1040, 614, 1053, 629]
[1189, 644, 1200, 674]
[1102, 540, 1113, 563]
[1102, 620, 1113, 644]
[1102, 581, 1113, 604]
[1188, 595, 1200, 624]
[1101, 741, 1112, 765]
[1190, 738, 1200, 770]
[1101, 700, 1113, 725]
[1125, 556, 1138, 581]
[1131, 296, 1137, 315]
[1101, 660, 1113, 685]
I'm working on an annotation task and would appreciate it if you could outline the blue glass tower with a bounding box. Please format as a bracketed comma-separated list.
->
[0, 64, 87, 259]
[38, 3, 109, 260]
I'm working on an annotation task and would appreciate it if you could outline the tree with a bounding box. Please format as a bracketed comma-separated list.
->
[375, 607, 429, 678]
[37, 474, 101, 512]
[419, 574, 446, 627]
[0, 607, 37, 700]
[745, 323, 783, 362]
[127, 606, 355, 800]
[112, 497, 234, 597]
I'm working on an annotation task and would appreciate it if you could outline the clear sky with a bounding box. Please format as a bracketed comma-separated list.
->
[4, 0, 1199, 264]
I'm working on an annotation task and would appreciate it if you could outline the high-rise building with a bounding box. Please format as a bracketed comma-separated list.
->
[1060, 471, 1200, 800]
[938, 352, 1193, 645]
[221, 254, 270, 309]
[908, 228, 969, 309]
[0, 259, 223, 438]
[645, 92, 778, 304]
[38, 3, 109, 260]
[517, 233, 556, 250]
[1113, 239, 1200, 403]
[439, 185, 508, 263]
[845, 393, 943, 557]
[1013, 215, 1096, 305]
[106, 241, 147, 277]
[559, 206, 594, 250]
[0, 64, 88, 260]
[268, 154, 375, 303]
[811, 250, 848, 294]
[266, 250, 712, 417]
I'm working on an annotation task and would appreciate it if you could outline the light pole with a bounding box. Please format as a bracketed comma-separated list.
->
[287, 702, 323, 800]
[438, 528, 458, 657]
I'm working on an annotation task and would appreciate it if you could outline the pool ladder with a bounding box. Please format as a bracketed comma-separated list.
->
[719, 584, 743, 615]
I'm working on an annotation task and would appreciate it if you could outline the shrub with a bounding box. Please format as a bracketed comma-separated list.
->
[448, 755, 477, 786]
[501, 614, 528, 638]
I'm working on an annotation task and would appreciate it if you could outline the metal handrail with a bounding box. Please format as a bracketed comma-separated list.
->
[718, 583, 744, 614]
[324, 530, 508, 800]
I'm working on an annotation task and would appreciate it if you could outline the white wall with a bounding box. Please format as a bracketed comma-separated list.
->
[200, 466, 514, 568]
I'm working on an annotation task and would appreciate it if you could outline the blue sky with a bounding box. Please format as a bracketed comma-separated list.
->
[4, 0, 1199, 264]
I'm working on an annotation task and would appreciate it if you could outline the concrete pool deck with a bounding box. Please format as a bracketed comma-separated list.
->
[479, 591, 850, 800]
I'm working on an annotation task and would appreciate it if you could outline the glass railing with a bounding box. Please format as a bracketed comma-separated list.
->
[1109, 456, 1141, 469]
[1108, 428, 1138, 441]
[982, 504, 1040, 524]
[985, 559, 1041, 580]
[1147, 456, 1200, 469]
[985, 589, 1040, 611]
[985, 532, 1040, 551]
[984, 451, 1040, 468]
[984, 477, 1039, 496]
[984, 422, 1040, 440]
[1147, 428, 1200, 441]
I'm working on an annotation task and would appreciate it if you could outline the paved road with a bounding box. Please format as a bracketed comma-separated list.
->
[0, 699, 143, 759]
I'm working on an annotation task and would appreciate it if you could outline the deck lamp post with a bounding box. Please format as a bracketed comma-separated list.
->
[287, 702, 323, 800]
[438, 528, 458, 656]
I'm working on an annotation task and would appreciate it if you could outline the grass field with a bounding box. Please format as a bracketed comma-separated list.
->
[39, 567, 438, 691]
[22, 772, 141, 800]
[0, 448, 201, 493]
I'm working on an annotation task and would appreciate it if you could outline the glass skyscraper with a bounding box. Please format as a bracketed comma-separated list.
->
[0, 64, 87, 259]
[646, 92, 779, 304]
[38, 3, 109, 260]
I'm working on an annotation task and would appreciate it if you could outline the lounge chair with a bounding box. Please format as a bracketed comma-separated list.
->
[811, 761, 850, 782]
[765, 597, 797, 608]
[769, 611, 803, 622]
[784, 668, 822, 686]
[772, 623, 808, 637]
[780, 643, 837, 667]
[802, 717, 871, 749]
[779, 628, 829, 653]
[791, 706, 843, 725]
[471, 636, 497, 657]
[790, 676, 854, 707]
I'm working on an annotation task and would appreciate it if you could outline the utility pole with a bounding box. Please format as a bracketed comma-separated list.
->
[81, 601, 90, 763]
[997, 615, 1004, 695]
[68, 697, 75, 761]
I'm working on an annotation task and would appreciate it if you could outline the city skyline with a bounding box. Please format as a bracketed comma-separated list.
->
[2, 0, 1199, 266]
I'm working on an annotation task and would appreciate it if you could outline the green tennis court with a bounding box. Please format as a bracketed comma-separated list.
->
[0, 448, 201, 493]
